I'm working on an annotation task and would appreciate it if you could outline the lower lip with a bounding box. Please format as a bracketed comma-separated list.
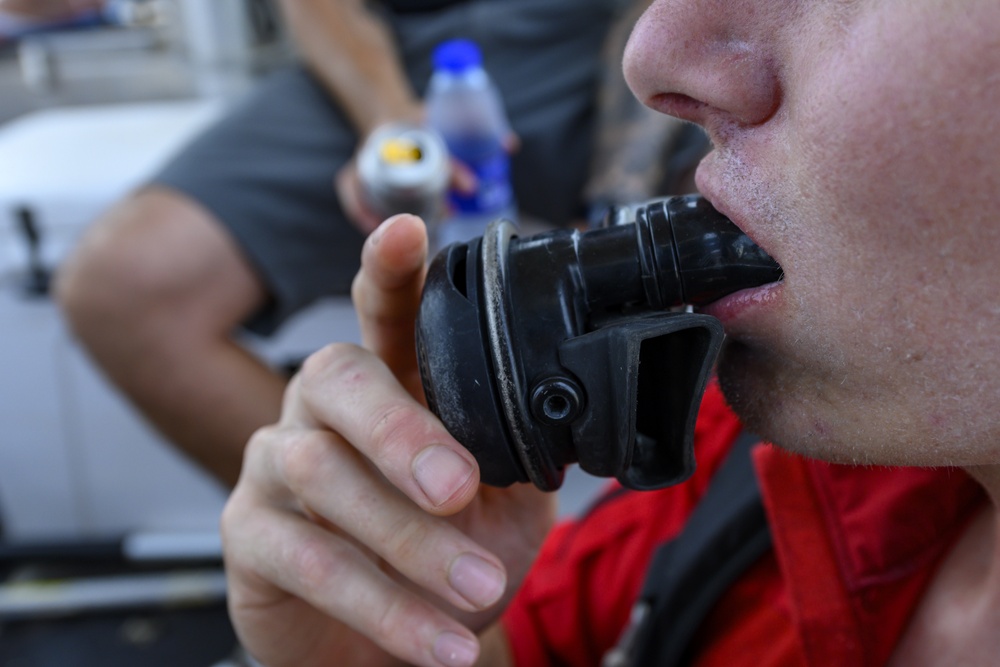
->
[698, 281, 784, 327]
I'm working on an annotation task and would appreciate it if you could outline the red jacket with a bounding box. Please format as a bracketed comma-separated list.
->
[502, 382, 984, 666]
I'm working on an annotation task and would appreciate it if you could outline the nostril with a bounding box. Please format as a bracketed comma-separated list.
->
[623, 3, 782, 133]
[647, 92, 709, 124]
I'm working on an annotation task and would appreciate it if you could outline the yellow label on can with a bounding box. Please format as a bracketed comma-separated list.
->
[380, 138, 423, 164]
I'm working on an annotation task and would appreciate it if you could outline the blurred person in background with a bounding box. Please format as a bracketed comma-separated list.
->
[56, 0, 686, 487]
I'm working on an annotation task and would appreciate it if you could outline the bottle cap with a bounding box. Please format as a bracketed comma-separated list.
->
[432, 39, 483, 73]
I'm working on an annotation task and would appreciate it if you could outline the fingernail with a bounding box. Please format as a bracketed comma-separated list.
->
[449, 553, 506, 609]
[433, 631, 479, 667]
[370, 214, 403, 245]
[413, 445, 474, 507]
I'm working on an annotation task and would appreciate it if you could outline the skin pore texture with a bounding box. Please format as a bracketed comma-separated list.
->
[625, 0, 1000, 469]
[626, 3, 1000, 662]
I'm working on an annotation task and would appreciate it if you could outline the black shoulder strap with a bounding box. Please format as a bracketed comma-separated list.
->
[602, 431, 771, 667]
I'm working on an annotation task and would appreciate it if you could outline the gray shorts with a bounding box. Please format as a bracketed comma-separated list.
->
[152, 0, 631, 334]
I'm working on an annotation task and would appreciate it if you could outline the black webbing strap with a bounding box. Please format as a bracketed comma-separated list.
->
[601, 431, 772, 667]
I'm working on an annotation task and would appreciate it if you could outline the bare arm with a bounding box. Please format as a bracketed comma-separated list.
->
[276, 0, 422, 134]
[275, 0, 435, 231]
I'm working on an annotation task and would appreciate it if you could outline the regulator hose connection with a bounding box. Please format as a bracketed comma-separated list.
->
[415, 195, 782, 491]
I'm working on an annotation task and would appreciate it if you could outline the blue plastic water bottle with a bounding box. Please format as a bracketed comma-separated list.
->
[425, 38, 517, 251]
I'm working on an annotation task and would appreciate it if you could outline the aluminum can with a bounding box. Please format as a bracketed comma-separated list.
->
[357, 123, 450, 224]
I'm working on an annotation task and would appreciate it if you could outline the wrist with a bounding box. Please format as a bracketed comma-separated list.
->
[361, 104, 426, 138]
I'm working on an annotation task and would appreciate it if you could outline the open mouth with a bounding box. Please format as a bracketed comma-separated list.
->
[663, 194, 783, 308]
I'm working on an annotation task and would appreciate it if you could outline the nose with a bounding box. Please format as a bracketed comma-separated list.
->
[623, 0, 781, 130]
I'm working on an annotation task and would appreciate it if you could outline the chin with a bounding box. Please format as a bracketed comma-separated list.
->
[714, 340, 871, 466]
[715, 341, 781, 438]
[715, 340, 1000, 468]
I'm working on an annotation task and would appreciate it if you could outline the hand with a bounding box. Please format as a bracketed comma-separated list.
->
[335, 149, 480, 236]
[221, 214, 556, 667]
[335, 127, 520, 235]
[335, 156, 386, 235]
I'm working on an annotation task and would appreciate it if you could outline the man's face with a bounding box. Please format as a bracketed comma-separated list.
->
[624, 0, 1000, 466]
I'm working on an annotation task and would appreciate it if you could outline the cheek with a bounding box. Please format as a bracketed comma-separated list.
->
[787, 3, 1000, 318]
[766, 4, 1000, 453]
[790, 3, 1000, 248]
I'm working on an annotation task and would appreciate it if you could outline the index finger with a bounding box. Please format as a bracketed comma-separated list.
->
[351, 214, 428, 393]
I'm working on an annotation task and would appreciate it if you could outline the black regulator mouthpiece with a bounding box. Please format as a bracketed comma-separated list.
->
[415, 195, 781, 491]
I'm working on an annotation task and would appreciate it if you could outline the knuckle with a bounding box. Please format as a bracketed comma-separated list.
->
[245, 424, 280, 459]
[218, 493, 244, 549]
[373, 593, 425, 643]
[243, 424, 284, 477]
[277, 430, 332, 496]
[288, 535, 349, 593]
[383, 515, 431, 563]
[219, 487, 270, 571]
[298, 342, 367, 392]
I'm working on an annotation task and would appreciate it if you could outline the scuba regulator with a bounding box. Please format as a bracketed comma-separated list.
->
[415, 195, 781, 492]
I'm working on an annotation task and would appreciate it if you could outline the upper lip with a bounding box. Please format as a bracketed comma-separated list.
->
[694, 164, 780, 267]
